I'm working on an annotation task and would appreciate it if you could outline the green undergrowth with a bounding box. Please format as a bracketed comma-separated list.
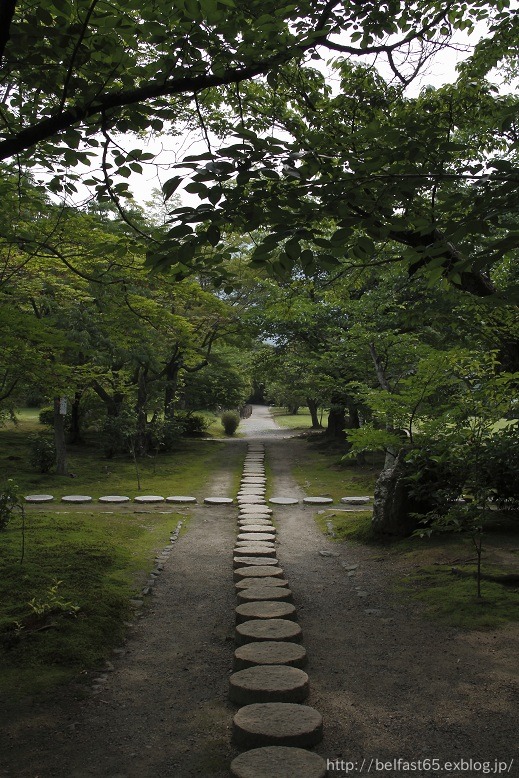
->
[398, 565, 519, 630]
[0, 419, 227, 499]
[0, 428, 243, 699]
[290, 438, 380, 500]
[0, 507, 182, 698]
[315, 509, 374, 543]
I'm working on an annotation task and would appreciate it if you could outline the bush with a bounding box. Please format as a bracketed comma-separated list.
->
[405, 422, 519, 517]
[28, 434, 55, 473]
[176, 411, 210, 437]
[0, 479, 21, 531]
[221, 410, 240, 436]
[38, 407, 54, 427]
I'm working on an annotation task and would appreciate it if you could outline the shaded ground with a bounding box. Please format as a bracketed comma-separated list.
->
[1, 407, 517, 777]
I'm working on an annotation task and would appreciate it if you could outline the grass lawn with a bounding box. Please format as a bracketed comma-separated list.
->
[270, 407, 326, 430]
[0, 414, 239, 699]
[292, 437, 519, 630]
[290, 438, 381, 500]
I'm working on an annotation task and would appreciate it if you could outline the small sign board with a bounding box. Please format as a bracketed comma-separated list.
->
[59, 397, 68, 416]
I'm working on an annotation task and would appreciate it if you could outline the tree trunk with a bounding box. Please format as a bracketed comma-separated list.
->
[307, 398, 322, 428]
[369, 342, 398, 467]
[68, 391, 83, 444]
[164, 357, 182, 421]
[371, 451, 426, 536]
[135, 366, 149, 455]
[288, 404, 299, 415]
[53, 397, 68, 475]
[92, 381, 124, 417]
[325, 402, 346, 440]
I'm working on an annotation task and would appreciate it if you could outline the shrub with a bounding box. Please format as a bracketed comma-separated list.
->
[38, 407, 54, 427]
[176, 411, 210, 437]
[221, 410, 240, 436]
[28, 434, 55, 473]
[0, 479, 21, 531]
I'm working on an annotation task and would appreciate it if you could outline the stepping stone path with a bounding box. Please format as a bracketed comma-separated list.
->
[303, 496, 333, 505]
[231, 746, 327, 778]
[234, 566, 285, 581]
[340, 496, 371, 504]
[233, 703, 323, 748]
[24, 494, 54, 503]
[233, 641, 307, 670]
[204, 497, 234, 505]
[227, 440, 325, 774]
[99, 495, 130, 503]
[62, 495, 93, 503]
[166, 495, 197, 503]
[237, 586, 292, 603]
[236, 577, 289, 589]
[234, 557, 279, 568]
[235, 618, 302, 645]
[229, 666, 309, 705]
[235, 601, 297, 624]
[133, 495, 165, 503]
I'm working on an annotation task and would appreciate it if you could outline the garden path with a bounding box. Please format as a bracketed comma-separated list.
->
[0, 406, 517, 777]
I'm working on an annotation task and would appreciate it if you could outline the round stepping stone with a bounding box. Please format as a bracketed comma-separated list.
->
[269, 497, 299, 505]
[235, 619, 302, 645]
[239, 514, 273, 522]
[238, 486, 266, 492]
[303, 497, 333, 505]
[204, 497, 234, 505]
[234, 546, 276, 557]
[341, 496, 370, 504]
[61, 495, 93, 503]
[238, 524, 276, 533]
[239, 519, 273, 527]
[229, 665, 309, 705]
[24, 494, 54, 503]
[238, 533, 276, 543]
[232, 703, 322, 748]
[240, 506, 272, 515]
[133, 495, 165, 503]
[236, 577, 288, 589]
[98, 495, 131, 503]
[234, 566, 284, 581]
[238, 586, 292, 603]
[233, 544, 276, 559]
[237, 498, 267, 505]
[166, 495, 197, 504]
[234, 557, 279, 568]
[235, 544, 276, 553]
[234, 641, 307, 670]
[231, 746, 326, 778]
[236, 601, 296, 624]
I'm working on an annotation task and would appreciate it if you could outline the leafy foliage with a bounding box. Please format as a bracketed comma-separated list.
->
[221, 409, 240, 435]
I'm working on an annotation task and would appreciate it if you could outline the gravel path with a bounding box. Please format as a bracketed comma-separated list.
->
[1, 406, 517, 778]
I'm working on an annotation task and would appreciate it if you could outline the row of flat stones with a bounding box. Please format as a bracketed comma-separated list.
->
[24, 494, 372, 505]
[230, 443, 327, 778]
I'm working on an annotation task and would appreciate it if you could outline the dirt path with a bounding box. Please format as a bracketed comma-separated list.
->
[265, 434, 518, 776]
[1, 407, 518, 778]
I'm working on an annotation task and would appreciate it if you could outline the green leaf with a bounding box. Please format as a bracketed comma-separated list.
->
[163, 176, 183, 201]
